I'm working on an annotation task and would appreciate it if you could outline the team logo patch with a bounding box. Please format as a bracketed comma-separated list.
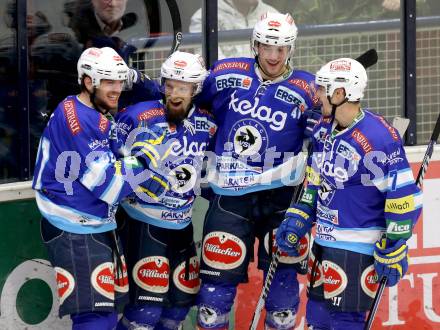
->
[54, 267, 75, 305]
[173, 256, 201, 294]
[202, 231, 246, 270]
[198, 305, 221, 326]
[307, 250, 323, 288]
[133, 256, 169, 294]
[114, 255, 129, 293]
[234, 126, 262, 156]
[265, 231, 309, 264]
[91, 262, 115, 300]
[318, 180, 336, 206]
[170, 163, 198, 194]
[229, 119, 268, 160]
[322, 260, 348, 299]
[361, 264, 379, 298]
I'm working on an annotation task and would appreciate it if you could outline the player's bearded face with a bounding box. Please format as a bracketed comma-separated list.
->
[257, 43, 289, 79]
[94, 79, 124, 112]
[164, 79, 194, 123]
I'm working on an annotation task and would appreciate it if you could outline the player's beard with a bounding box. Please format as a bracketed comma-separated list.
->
[93, 92, 119, 115]
[165, 99, 190, 124]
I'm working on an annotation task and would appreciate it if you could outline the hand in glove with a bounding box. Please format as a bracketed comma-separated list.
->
[275, 203, 314, 256]
[303, 107, 321, 138]
[374, 238, 409, 287]
[137, 170, 170, 201]
[130, 123, 173, 170]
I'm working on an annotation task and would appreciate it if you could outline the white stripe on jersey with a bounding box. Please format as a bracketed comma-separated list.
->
[35, 191, 108, 226]
[372, 168, 415, 192]
[81, 155, 111, 190]
[34, 137, 51, 190]
[100, 174, 124, 205]
[122, 201, 193, 223]
[315, 220, 384, 246]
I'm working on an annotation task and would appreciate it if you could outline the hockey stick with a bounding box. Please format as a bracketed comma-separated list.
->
[248, 48, 379, 330]
[165, 0, 182, 56]
[249, 145, 311, 330]
[364, 112, 440, 330]
[143, 0, 182, 55]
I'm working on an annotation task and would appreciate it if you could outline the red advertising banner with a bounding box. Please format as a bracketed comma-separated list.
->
[235, 160, 440, 329]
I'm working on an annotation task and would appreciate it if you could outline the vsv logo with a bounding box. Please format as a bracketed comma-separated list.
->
[229, 91, 287, 131]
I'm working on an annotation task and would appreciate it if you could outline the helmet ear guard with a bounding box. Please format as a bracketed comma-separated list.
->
[160, 51, 208, 96]
[77, 47, 129, 88]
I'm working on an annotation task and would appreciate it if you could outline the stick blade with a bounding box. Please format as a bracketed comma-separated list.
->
[355, 49, 378, 69]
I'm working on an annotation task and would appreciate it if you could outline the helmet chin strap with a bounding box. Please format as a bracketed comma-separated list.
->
[328, 95, 348, 128]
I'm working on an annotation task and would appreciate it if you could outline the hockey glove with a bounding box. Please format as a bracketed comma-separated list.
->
[276, 203, 315, 256]
[373, 238, 409, 287]
[303, 107, 321, 138]
[137, 171, 170, 201]
[124, 68, 150, 91]
[131, 123, 172, 171]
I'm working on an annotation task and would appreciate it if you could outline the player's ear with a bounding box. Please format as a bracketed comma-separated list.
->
[335, 87, 346, 99]
[83, 76, 93, 90]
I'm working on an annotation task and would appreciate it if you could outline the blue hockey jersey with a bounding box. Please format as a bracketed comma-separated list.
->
[196, 57, 320, 195]
[115, 100, 217, 229]
[32, 96, 151, 234]
[304, 110, 422, 255]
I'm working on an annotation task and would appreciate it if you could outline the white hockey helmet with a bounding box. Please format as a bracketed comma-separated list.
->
[251, 12, 298, 60]
[315, 58, 368, 102]
[77, 47, 129, 87]
[160, 51, 208, 96]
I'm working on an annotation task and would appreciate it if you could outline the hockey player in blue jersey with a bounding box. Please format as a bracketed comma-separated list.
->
[195, 12, 321, 330]
[276, 57, 422, 329]
[114, 51, 217, 330]
[32, 46, 169, 330]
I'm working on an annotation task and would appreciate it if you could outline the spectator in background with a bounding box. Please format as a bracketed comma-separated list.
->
[65, 0, 139, 62]
[189, 0, 279, 59]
